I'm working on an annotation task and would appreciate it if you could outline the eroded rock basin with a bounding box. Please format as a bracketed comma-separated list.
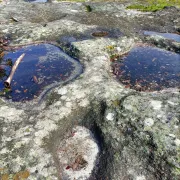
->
[25, 0, 47, 2]
[112, 46, 180, 91]
[0, 43, 83, 102]
[57, 126, 99, 180]
[0, 1, 180, 180]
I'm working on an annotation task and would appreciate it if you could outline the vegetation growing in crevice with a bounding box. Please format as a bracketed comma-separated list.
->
[84, 5, 92, 12]
[106, 45, 119, 62]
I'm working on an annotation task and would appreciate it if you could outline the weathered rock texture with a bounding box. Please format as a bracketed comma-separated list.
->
[0, 0, 179, 180]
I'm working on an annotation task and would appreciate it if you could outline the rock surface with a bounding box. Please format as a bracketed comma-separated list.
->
[0, 0, 179, 180]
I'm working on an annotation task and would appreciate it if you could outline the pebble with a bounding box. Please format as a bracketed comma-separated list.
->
[106, 113, 114, 121]
[169, 134, 176, 138]
[151, 100, 162, 110]
[136, 175, 146, 180]
[57, 88, 67, 95]
[144, 118, 154, 127]
[175, 139, 180, 146]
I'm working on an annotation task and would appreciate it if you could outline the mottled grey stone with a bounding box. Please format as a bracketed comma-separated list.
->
[0, 0, 179, 180]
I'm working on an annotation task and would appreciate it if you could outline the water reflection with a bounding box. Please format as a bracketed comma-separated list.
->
[0, 44, 83, 101]
[144, 31, 180, 42]
[112, 46, 180, 91]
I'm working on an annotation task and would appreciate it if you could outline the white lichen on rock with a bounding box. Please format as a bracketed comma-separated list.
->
[174, 139, 180, 146]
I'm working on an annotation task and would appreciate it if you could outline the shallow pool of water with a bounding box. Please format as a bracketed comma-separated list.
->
[112, 46, 180, 91]
[0, 43, 83, 102]
[144, 31, 180, 42]
[26, 0, 47, 2]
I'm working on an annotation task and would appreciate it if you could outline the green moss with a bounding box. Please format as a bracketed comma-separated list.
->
[85, 5, 92, 12]
[25, 128, 30, 132]
[147, 0, 180, 6]
[126, 0, 180, 12]
[126, 4, 168, 12]
[112, 100, 120, 107]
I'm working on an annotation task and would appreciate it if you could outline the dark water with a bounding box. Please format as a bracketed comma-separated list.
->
[112, 46, 180, 91]
[144, 31, 180, 42]
[0, 44, 82, 102]
[26, 0, 47, 2]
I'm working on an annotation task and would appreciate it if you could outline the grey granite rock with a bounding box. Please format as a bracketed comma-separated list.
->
[0, 0, 179, 179]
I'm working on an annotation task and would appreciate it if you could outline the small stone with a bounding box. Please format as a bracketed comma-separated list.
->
[167, 101, 176, 106]
[6, 137, 12, 141]
[144, 118, 154, 127]
[169, 134, 176, 138]
[58, 87, 67, 95]
[106, 113, 114, 121]
[116, 47, 121, 52]
[61, 95, 67, 100]
[136, 175, 146, 180]
[175, 139, 180, 146]
[2, 127, 7, 132]
[151, 100, 162, 110]
[0, 148, 7, 154]
[79, 99, 89, 107]
[66, 102, 72, 108]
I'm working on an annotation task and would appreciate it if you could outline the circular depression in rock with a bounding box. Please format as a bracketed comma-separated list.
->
[0, 43, 83, 102]
[25, 0, 47, 2]
[57, 126, 99, 180]
[92, 31, 109, 37]
[112, 46, 180, 91]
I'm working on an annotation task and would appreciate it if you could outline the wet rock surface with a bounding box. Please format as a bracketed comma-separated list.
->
[143, 31, 180, 43]
[0, 0, 180, 180]
[24, 0, 48, 2]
